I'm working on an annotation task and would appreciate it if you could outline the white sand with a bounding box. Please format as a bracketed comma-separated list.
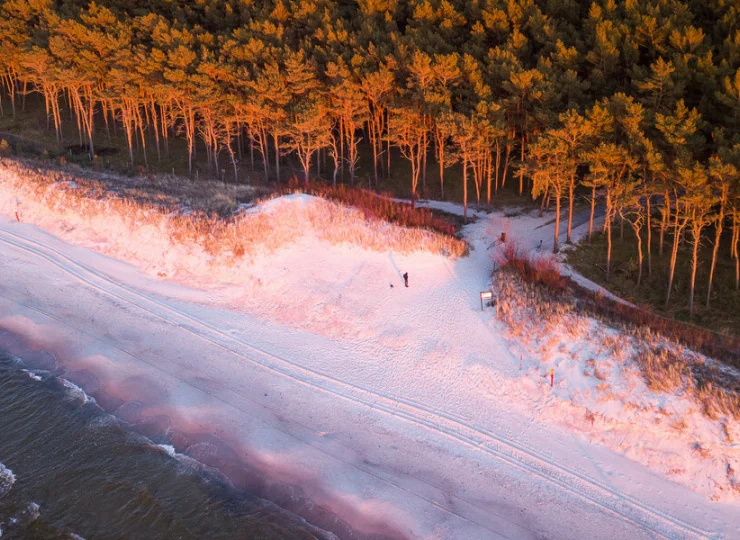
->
[0, 175, 738, 539]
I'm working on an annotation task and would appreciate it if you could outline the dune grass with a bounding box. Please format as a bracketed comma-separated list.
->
[494, 242, 740, 420]
[0, 158, 467, 285]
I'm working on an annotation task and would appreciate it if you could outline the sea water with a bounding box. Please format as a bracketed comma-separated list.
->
[0, 351, 329, 539]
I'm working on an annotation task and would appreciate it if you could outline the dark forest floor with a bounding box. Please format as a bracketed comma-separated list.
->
[566, 224, 740, 336]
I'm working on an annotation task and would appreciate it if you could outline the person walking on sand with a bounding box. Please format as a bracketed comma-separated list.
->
[403, 272, 409, 288]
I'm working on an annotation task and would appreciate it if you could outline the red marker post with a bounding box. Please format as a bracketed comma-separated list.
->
[550, 368, 554, 388]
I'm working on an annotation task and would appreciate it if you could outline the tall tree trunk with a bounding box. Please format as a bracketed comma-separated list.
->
[666, 211, 685, 306]
[659, 189, 670, 256]
[494, 139, 501, 197]
[462, 157, 468, 219]
[102, 99, 111, 144]
[161, 103, 170, 158]
[588, 185, 596, 242]
[136, 106, 148, 169]
[502, 142, 511, 189]
[605, 192, 612, 281]
[122, 104, 135, 167]
[332, 151, 339, 186]
[646, 194, 652, 277]
[539, 185, 548, 217]
[486, 148, 493, 210]
[371, 123, 379, 184]
[386, 111, 391, 180]
[4, 70, 17, 119]
[606, 213, 612, 281]
[438, 140, 445, 199]
[553, 191, 561, 254]
[339, 117, 345, 183]
[689, 221, 702, 317]
[732, 210, 739, 290]
[273, 132, 280, 182]
[566, 178, 574, 244]
[635, 223, 643, 286]
[518, 131, 525, 196]
[150, 98, 161, 162]
[421, 128, 427, 197]
[706, 199, 725, 307]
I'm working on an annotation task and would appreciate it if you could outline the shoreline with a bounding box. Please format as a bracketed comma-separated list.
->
[0, 349, 336, 540]
[0, 333, 351, 540]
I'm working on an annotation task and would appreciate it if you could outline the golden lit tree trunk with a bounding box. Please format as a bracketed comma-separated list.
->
[688, 209, 704, 317]
[706, 196, 726, 307]
[149, 97, 161, 162]
[731, 208, 740, 290]
[553, 188, 562, 254]
[486, 148, 493, 210]
[605, 189, 616, 281]
[666, 209, 688, 306]
[566, 177, 575, 244]
[635, 221, 644, 286]
[588, 185, 596, 242]
[659, 189, 670, 256]
[462, 157, 468, 219]
[646, 193, 652, 277]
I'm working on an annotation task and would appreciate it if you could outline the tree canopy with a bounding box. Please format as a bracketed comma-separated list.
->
[2, 0, 740, 318]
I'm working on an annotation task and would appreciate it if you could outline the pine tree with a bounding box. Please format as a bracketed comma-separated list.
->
[583, 142, 638, 280]
[528, 133, 569, 253]
[706, 156, 738, 306]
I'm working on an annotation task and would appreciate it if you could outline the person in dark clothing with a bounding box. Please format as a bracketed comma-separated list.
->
[403, 272, 409, 287]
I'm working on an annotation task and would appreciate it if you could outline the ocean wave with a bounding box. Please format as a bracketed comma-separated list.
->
[154, 444, 177, 458]
[151, 443, 232, 484]
[0, 463, 15, 498]
[21, 368, 47, 382]
[88, 415, 118, 430]
[3, 354, 23, 368]
[152, 444, 205, 476]
[23, 502, 40, 523]
[5, 502, 41, 529]
[60, 379, 96, 405]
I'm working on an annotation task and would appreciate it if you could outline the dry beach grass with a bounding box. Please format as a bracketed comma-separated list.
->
[0, 159, 466, 286]
[494, 242, 740, 421]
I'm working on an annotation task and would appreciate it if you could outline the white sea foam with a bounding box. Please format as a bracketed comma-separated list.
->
[155, 444, 177, 458]
[88, 415, 118, 430]
[8, 502, 40, 527]
[0, 463, 16, 498]
[60, 379, 95, 404]
[25, 502, 40, 522]
[152, 444, 214, 479]
[21, 369, 45, 382]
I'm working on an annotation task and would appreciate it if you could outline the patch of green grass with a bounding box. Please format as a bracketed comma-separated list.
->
[566, 222, 740, 336]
